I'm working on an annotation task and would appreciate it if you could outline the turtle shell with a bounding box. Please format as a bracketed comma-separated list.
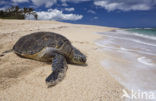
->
[13, 32, 72, 55]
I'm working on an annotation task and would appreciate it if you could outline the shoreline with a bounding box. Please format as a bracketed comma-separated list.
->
[0, 19, 124, 101]
[96, 29, 156, 97]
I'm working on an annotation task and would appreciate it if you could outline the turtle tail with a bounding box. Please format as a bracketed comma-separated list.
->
[0, 49, 13, 57]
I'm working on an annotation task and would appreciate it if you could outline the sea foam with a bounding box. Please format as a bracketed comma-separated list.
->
[137, 57, 154, 66]
[96, 29, 156, 97]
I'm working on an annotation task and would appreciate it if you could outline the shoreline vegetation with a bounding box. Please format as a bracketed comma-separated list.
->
[0, 6, 37, 20]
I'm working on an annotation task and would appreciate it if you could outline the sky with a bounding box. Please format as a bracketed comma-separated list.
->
[0, 0, 156, 28]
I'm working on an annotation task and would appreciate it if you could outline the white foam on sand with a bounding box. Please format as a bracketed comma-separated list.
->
[100, 55, 156, 92]
[96, 30, 156, 100]
[137, 57, 155, 66]
[97, 32, 156, 47]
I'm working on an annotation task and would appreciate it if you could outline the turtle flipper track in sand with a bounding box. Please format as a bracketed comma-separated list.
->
[0, 49, 13, 57]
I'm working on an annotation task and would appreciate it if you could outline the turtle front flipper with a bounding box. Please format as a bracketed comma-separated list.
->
[46, 53, 68, 87]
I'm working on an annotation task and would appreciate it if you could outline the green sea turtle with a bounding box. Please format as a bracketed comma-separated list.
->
[13, 32, 86, 87]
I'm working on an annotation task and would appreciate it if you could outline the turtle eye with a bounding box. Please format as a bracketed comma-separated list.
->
[81, 58, 86, 63]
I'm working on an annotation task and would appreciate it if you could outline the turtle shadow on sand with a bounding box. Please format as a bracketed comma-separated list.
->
[12, 31, 87, 87]
[69, 63, 88, 67]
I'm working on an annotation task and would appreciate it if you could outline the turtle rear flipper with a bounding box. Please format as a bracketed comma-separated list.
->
[0, 49, 13, 57]
[46, 53, 68, 87]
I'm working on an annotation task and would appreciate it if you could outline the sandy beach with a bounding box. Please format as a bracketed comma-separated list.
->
[0, 19, 124, 101]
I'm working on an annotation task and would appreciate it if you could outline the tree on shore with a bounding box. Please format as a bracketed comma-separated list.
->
[0, 6, 38, 20]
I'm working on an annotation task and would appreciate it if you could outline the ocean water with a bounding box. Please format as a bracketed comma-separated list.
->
[126, 28, 156, 37]
[96, 28, 156, 99]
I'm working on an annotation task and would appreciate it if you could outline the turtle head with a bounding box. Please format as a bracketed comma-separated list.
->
[70, 47, 86, 64]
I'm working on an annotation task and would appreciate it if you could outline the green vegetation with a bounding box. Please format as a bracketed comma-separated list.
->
[0, 6, 38, 20]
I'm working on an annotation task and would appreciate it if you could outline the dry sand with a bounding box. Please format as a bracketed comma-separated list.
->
[0, 19, 124, 101]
